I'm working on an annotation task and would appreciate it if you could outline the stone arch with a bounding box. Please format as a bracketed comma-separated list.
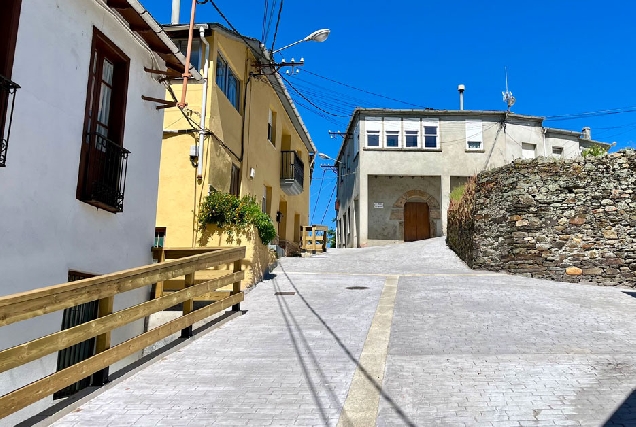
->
[389, 189, 441, 238]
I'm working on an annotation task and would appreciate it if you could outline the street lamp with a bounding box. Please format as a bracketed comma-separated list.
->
[272, 29, 331, 54]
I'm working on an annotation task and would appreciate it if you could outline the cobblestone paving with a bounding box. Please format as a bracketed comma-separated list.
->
[51, 238, 636, 426]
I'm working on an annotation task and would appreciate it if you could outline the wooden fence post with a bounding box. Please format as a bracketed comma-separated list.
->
[153, 248, 165, 299]
[92, 296, 114, 386]
[180, 272, 195, 338]
[231, 260, 242, 311]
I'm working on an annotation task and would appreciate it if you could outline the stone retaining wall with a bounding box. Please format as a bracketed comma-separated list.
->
[447, 150, 636, 287]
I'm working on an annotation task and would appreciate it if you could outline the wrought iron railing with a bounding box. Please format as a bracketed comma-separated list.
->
[281, 150, 304, 188]
[80, 133, 130, 212]
[0, 74, 20, 167]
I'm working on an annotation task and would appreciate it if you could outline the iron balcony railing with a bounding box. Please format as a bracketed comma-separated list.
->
[281, 150, 304, 188]
[0, 74, 20, 167]
[80, 133, 130, 212]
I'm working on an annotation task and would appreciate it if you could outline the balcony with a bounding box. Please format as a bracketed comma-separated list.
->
[280, 151, 304, 195]
[79, 133, 130, 212]
[0, 74, 20, 167]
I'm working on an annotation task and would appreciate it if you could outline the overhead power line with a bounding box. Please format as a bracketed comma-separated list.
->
[545, 106, 636, 122]
[269, 0, 284, 54]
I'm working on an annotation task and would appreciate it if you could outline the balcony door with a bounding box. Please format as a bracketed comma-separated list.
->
[404, 201, 430, 242]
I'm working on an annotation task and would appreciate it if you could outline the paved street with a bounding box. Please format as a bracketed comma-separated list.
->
[52, 238, 636, 426]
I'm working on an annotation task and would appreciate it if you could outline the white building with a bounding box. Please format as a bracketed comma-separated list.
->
[335, 108, 611, 248]
[0, 1, 199, 425]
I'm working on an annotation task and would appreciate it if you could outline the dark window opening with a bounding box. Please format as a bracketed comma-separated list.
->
[216, 54, 240, 111]
[230, 164, 241, 196]
[0, 0, 23, 167]
[54, 271, 99, 399]
[77, 28, 130, 213]
[154, 227, 166, 247]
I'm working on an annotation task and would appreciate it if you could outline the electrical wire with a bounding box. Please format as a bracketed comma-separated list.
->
[261, 0, 269, 43]
[282, 75, 349, 118]
[269, 0, 284, 54]
[320, 184, 337, 225]
[310, 169, 327, 223]
[545, 106, 636, 122]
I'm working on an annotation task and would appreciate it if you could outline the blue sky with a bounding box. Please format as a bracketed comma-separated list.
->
[142, 0, 636, 227]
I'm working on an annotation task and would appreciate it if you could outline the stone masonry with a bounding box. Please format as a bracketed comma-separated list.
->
[448, 150, 636, 287]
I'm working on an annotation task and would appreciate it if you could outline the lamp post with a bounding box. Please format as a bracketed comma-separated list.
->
[272, 29, 331, 55]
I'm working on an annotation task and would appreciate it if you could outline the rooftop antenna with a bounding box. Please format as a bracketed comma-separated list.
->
[502, 67, 515, 112]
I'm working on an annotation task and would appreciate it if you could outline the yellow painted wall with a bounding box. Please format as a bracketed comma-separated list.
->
[156, 29, 311, 288]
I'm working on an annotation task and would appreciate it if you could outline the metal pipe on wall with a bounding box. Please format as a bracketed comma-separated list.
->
[197, 26, 210, 179]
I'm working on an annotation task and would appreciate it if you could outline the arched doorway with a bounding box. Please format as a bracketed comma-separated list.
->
[404, 201, 430, 242]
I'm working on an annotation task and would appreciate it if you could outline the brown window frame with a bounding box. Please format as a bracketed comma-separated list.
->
[0, 0, 22, 166]
[76, 28, 130, 212]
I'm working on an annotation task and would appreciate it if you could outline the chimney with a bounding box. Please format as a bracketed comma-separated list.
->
[582, 127, 591, 140]
[458, 84, 465, 110]
[171, 0, 180, 24]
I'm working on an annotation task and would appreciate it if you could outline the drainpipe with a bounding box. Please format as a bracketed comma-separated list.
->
[197, 26, 210, 179]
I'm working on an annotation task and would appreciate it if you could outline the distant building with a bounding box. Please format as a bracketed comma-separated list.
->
[0, 0, 195, 425]
[335, 109, 611, 248]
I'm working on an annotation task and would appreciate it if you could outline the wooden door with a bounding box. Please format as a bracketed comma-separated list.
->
[404, 202, 430, 242]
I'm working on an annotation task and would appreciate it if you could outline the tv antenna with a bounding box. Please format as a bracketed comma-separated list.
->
[502, 67, 515, 111]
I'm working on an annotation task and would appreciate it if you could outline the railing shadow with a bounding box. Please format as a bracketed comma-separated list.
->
[274, 263, 417, 426]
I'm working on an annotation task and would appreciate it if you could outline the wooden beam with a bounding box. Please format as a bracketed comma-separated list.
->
[0, 271, 243, 375]
[93, 296, 114, 385]
[181, 272, 195, 338]
[0, 247, 246, 326]
[0, 292, 243, 420]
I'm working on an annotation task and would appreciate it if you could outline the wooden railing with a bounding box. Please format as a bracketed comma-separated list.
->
[301, 225, 328, 253]
[0, 247, 246, 420]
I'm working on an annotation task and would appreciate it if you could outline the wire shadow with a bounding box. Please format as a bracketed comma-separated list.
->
[277, 263, 417, 427]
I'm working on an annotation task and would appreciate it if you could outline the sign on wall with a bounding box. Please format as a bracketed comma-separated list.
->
[374, 203, 384, 209]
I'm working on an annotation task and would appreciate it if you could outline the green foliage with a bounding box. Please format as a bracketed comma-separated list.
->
[198, 191, 277, 245]
[450, 184, 466, 202]
[582, 144, 609, 158]
[327, 228, 336, 247]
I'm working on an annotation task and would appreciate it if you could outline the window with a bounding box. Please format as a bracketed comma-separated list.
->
[0, 0, 22, 167]
[229, 164, 240, 196]
[423, 126, 438, 148]
[216, 54, 240, 111]
[262, 185, 272, 215]
[268, 109, 277, 145]
[366, 117, 382, 147]
[405, 130, 418, 147]
[552, 147, 563, 157]
[154, 227, 166, 248]
[522, 143, 536, 159]
[465, 120, 483, 150]
[386, 131, 399, 147]
[175, 39, 201, 71]
[353, 125, 360, 155]
[77, 28, 130, 213]
[367, 131, 380, 147]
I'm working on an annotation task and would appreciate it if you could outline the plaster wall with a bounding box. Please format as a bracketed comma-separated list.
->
[156, 29, 311, 285]
[0, 1, 168, 424]
[367, 176, 442, 241]
[339, 113, 606, 248]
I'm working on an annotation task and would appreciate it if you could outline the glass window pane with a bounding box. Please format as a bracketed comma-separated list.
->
[216, 57, 226, 90]
[367, 134, 379, 147]
[227, 73, 238, 110]
[97, 83, 112, 127]
[405, 131, 418, 147]
[424, 126, 437, 136]
[468, 141, 481, 149]
[102, 59, 114, 85]
[386, 131, 399, 147]
[424, 135, 437, 148]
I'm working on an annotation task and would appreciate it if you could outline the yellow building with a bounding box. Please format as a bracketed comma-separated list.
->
[155, 23, 315, 287]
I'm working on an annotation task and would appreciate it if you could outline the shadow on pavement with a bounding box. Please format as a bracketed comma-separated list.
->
[274, 264, 417, 427]
[604, 388, 636, 426]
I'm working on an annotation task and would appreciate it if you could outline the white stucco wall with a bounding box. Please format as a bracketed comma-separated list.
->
[0, 1, 168, 425]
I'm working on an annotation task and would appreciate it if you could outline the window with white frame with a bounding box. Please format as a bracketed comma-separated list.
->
[404, 118, 419, 148]
[384, 117, 401, 148]
[465, 120, 483, 150]
[422, 119, 439, 149]
[267, 109, 276, 145]
[366, 117, 381, 147]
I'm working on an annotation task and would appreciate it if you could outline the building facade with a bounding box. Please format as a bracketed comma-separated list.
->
[155, 23, 315, 285]
[0, 1, 195, 425]
[335, 109, 611, 248]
